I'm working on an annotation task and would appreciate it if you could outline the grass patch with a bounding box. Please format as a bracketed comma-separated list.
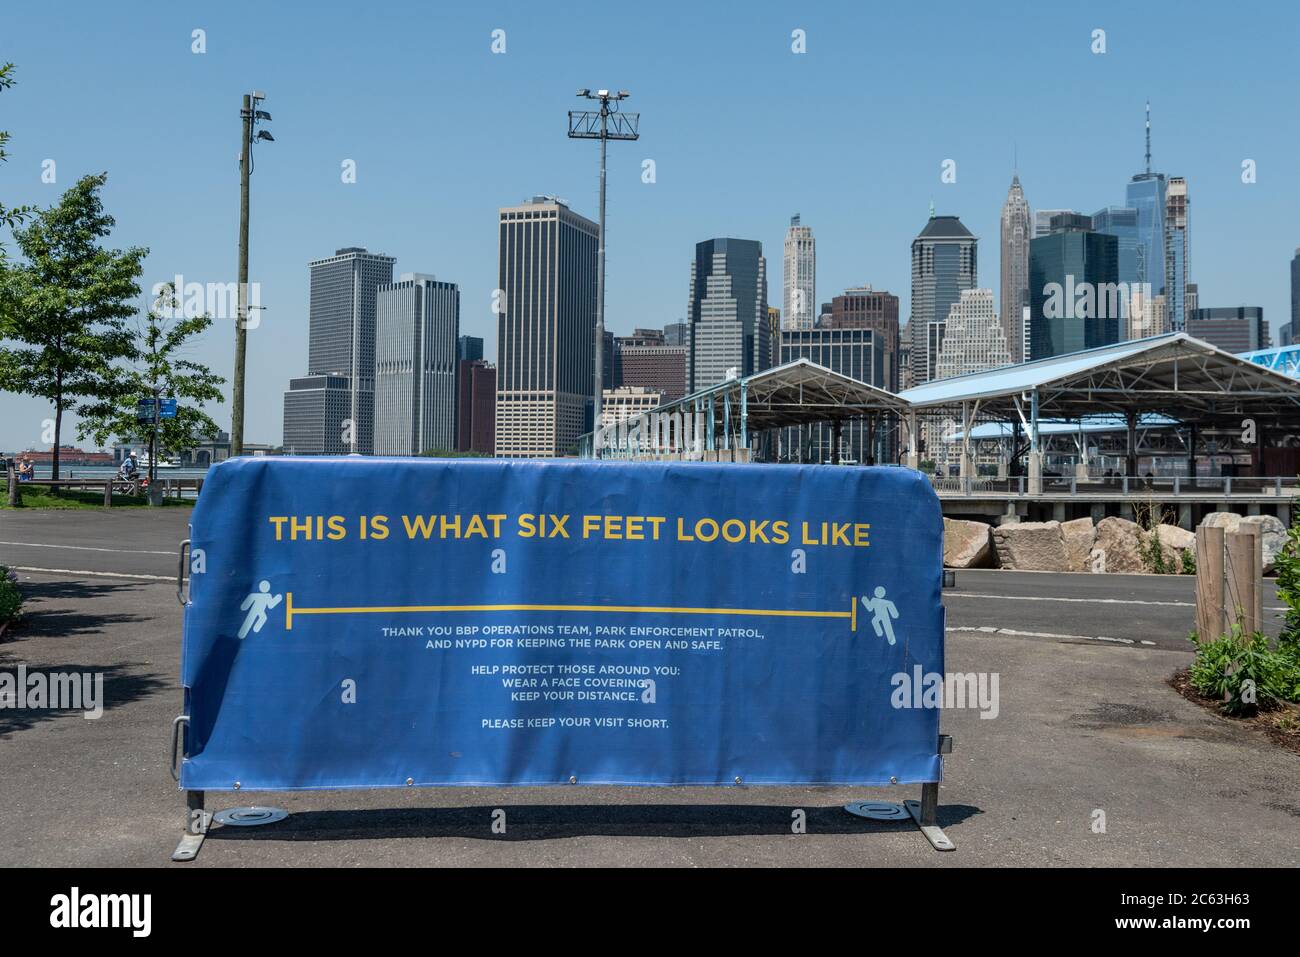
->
[0, 481, 190, 509]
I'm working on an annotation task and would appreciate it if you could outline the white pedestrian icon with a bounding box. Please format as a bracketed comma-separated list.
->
[861, 586, 899, 645]
[238, 580, 282, 639]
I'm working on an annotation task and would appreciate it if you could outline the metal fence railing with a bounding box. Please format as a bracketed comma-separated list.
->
[930, 475, 1294, 498]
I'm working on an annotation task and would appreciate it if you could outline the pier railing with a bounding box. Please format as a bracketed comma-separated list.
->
[930, 475, 1296, 499]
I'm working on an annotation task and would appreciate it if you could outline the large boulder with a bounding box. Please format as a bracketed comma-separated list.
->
[1091, 516, 1145, 574]
[1154, 523, 1196, 572]
[943, 518, 992, 568]
[992, 521, 1071, 571]
[1200, 512, 1288, 573]
[1061, 517, 1096, 572]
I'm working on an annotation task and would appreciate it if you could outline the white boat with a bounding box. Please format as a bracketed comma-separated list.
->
[134, 450, 181, 470]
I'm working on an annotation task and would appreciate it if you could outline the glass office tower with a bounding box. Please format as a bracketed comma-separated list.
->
[1028, 220, 1120, 359]
[1091, 207, 1140, 286]
[1126, 174, 1166, 304]
[1092, 206, 1140, 335]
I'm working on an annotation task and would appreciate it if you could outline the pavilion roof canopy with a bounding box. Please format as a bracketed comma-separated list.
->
[897, 333, 1300, 427]
[658, 358, 911, 430]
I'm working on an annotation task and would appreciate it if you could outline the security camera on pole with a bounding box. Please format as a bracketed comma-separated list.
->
[567, 90, 639, 453]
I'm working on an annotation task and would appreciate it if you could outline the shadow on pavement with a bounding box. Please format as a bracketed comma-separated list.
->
[0, 663, 168, 737]
[4, 578, 152, 641]
[202, 802, 983, 843]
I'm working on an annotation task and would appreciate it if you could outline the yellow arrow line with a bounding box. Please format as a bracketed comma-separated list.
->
[285, 592, 858, 633]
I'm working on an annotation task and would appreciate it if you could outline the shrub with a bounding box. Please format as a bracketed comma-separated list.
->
[1188, 624, 1292, 715]
[1180, 546, 1196, 576]
[1275, 506, 1300, 649]
[0, 565, 22, 628]
[1134, 500, 1173, 574]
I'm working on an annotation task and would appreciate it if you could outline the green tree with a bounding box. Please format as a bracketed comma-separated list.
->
[420, 447, 483, 458]
[0, 62, 35, 258]
[0, 173, 146, 479]
[78, 284, 226, 479]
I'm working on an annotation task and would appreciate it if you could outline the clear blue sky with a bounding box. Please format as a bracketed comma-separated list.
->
[2, 0, 1297, 452]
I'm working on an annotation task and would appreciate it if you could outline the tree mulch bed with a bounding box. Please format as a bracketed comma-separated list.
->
[1169, 668, 1300, 756]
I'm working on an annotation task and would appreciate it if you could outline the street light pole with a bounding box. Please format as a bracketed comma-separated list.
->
[231, 91, 272, 457]
[596, 118, 607, 435]
[568, 90, 638, 451]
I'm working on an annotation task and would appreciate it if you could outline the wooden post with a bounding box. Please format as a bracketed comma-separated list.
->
[6, 462, 17, 508]
[103, 478, 112, 507]
[1244, 524, 1263, 632]
[1225, 529, 1259, 635]
[1195, 525, 1225, 641]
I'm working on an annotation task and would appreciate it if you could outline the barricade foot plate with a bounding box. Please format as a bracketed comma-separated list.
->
[843, 800, 911, 821]
[904, 799, 955, 851]
[171, 831, 205, 862]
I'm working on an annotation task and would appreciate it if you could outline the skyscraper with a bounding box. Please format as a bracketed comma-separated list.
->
[374, 273, 459, 455]
[1127, 288, 1167, 341]
[456, 359, 496, 455]
[783, 215, 816, 330]
[1188, 306, 1268, 353]
[458, 335, 484, 362]
[686, 238, 769, 391]
[1126, 103, 1167, 324]
[933, 289, 1011, 380]
[282, 374, 353, 456]
[999, 175, 1031, 362]
[1028, 215, 1120, 359]
[1165, 176, 1189, 331]
[283, 246, 396, 454]
[822, 285, 901, 392]
[615, 334, 688, 402]
[928, 288, 1012, 473]
[767, 306, 781, 367]
[1091, 206, 1141, 334]
[495, 196, 599, 458]
[1289, 249, 1300, 346]
[1033, 209, 1075, 239]
[908, 213, 977, 385]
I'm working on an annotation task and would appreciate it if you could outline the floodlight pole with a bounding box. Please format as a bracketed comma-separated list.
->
[596, 122, 607, 436]
[569, 91, 639, 452]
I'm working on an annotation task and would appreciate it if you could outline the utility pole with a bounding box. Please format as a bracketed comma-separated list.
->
[568, 90, 639, 451]
[150, 387, 160, 487]
[231, 91, 273, 457]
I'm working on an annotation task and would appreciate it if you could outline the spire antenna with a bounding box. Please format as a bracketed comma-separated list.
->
[1144, 100, 1151, 175]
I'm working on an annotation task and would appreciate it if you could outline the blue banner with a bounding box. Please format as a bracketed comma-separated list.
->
[179, 458, 944, 790]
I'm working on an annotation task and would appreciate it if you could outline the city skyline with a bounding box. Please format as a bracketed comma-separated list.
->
[3, 2, 1299, 452]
